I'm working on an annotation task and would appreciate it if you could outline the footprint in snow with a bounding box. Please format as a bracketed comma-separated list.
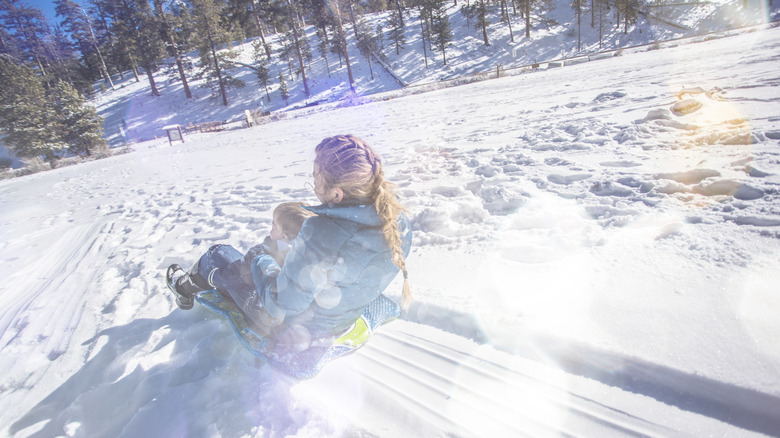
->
[548, 174, 592, 185]
[590, 181, 634, 197]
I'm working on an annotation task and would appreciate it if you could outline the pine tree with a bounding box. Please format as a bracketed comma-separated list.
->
[460, 2, 477, 29]
[91, 0, 139, 83]
[620, 0, 642, 33]
[0, 21, 22, 60]
[356, 18, 376, 79]
[0, 1, 53, 83]
[191, 0, 245, 106]
[329, 0, 355, 92]
[278, 71, 289, 104]
[108, 0, 166, 96]
[316, 27, 331, 76]
[500, 0, 514, 42]
[328, 23, 345, 67]
[52, 81, 107, 157]
[375, 23, 384, 51]
[387, 6, 406, 54]
[56, 0, 116, 88]
[253, 40, 271, 101]
[596, 0, 608, 47]
[572, 0, 583, 51]
[169, 2, 198, 52]
[431, 2, 452, 65]
[419, 8, 429, 68]
[154, 0, 192, 98]
[250, 0, 272, 60]
[279, 36, 296, 79]
[0, 57, 62, 161]
[520, 0, 532, 38]
[477, 0, 490, 45]
[284, 0, 310, 97]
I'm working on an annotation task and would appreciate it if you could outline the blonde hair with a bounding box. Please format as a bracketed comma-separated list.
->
[314, 134, 412, 309]
[273, 202, 316, 240]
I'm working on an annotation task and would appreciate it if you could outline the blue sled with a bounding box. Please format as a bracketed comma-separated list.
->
[195, 290, 400, 379]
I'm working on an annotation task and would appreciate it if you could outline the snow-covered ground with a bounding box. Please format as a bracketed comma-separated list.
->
[2, 10, 780, 438]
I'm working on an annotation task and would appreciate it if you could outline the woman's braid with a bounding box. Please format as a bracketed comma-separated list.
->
[371, 169, 412, 309]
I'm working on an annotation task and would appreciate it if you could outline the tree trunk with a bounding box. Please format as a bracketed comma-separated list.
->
[624, 7, 628, 33]
[333, 2, 355, 92]
[504, 0, 514, 42]
[210, 38, 228, 106]
[128, 53, 140, 82]
[599, 1, 603, 47]
[525, 0, 531, 38]
[481, 0, 490, 45]
[81, 7, 114, 90]
[288, 0, 310, 97]
[154, 0, 191, 98]
[420, 18, 428, 68]
[145, 64, 160, 96]
[252, 0, 272, 59]
[396, 0, 405, 27]
[348, 0, 359, 39]
[577, 3, 581, 51]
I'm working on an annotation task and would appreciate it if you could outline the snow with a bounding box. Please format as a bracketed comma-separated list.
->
[2, 3, 780, 437]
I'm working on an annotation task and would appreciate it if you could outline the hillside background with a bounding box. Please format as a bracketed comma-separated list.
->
[1, 0, 778, 168]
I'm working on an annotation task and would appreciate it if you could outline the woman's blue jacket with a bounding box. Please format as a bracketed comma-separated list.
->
[250, 203, 412, 337]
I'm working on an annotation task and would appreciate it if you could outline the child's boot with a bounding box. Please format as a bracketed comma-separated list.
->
[166, 264, 201, 310]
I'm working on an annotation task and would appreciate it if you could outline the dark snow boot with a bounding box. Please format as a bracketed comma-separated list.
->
[166, 264, 202, 310]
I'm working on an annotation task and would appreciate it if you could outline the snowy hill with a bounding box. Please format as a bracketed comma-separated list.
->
[1, 15, 779, 436]
[80, 0, 778, 149]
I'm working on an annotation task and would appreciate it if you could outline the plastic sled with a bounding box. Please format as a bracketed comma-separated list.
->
[195, 289, 400, 379]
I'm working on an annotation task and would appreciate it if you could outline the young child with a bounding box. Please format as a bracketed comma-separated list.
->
[169, 202, 315, 310]
[248, 201, 315, 268]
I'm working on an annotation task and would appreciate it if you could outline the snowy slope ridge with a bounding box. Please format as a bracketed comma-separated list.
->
[1, 23, 780, 438]
[78, 0, 778, 149]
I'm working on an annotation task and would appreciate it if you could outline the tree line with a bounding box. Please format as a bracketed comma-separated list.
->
[1, 0, 646, 163]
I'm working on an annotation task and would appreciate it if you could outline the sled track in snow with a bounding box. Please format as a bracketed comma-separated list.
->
[399, 303, 780, 437]
[320, 321, 701, 437]
[362, 327, 670, 437]
[0, 221, 109, 359]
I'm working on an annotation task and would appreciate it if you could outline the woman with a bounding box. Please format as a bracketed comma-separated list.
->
[166, 134, 412, 346]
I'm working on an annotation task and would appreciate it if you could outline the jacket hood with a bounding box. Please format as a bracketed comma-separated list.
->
[306, 203, 381, 227]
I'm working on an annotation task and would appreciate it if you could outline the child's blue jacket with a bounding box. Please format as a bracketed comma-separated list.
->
[250, 203, 412, 337]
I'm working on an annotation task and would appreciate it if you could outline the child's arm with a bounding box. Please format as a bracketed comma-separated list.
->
[244, 236, 282, 276]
